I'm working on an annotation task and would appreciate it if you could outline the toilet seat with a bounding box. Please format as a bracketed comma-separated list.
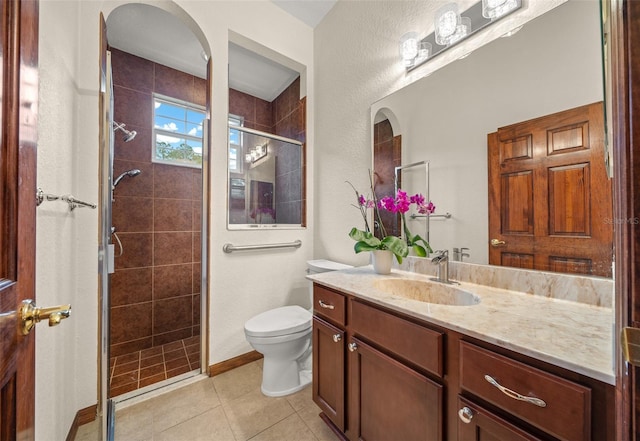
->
[244, 305, 311, 338]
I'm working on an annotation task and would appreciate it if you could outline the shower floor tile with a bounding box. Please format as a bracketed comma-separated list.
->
[109, 337, 200, 397]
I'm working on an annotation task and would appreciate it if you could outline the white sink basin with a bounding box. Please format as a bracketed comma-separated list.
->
[373, 279, 480, 306]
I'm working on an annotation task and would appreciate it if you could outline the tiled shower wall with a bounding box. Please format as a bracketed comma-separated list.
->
[374, 119, 401, 238]
[229, 78, 306, 225]
[109, 48, 205, 357]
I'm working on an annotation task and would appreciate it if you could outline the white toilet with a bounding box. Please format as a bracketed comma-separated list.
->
[244, 259, 352, 397]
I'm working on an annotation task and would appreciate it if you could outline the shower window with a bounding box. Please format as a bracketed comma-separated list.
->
[153, 94, 206, 168]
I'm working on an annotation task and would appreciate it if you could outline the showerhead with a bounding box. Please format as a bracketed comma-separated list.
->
[112, 121, 137, 142]
[113, 169, 141, 189]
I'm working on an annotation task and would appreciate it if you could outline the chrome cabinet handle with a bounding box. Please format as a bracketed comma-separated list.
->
[458, 407, 474, 424]
[348, 342, 358, 352]
[318, 300, 335, 310]
[484, 375, 547, 408]
[332, 334, 341, 343]
[490, 238, 506, 247]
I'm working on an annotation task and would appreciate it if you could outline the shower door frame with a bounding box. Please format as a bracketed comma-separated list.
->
[98, 48, 211, 440]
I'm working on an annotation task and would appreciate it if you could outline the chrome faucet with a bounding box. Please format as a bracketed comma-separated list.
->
[431, 250, 452, 284]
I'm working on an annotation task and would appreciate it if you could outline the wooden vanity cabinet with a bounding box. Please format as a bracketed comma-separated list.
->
[311, 283, 614, 441]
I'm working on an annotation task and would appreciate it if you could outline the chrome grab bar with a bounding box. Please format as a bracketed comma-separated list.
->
[222, 240, 302, 253]
[410, 212, 452, 219]
[36, 187, 97, 211]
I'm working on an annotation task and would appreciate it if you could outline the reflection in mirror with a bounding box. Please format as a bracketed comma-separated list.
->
[395, 161, 430, 246]
[227, 39, 306, 229]
[228, 127, 302, 227]
[372, 1, 612, 277]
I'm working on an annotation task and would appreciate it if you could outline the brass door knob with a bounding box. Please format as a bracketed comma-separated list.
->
[20, 299, 71, 335]
[490, 238, 506, 247]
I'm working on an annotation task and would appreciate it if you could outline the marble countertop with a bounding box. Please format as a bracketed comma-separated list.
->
[307, 266, 615, 385]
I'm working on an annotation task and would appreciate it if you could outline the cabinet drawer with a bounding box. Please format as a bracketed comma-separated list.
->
[313, 284, 346, 326]
[350, 300, 443, 377]
[460, 341, 591, 441]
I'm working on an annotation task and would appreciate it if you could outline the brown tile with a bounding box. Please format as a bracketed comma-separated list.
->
[140, 354, 164, 369]
[154, 64, 195, 103]
[110, 338, 152, 358]
[109, 382, 139, 398]
[166, 364, 191, 379]
[192, 232, 201, 263]
[255, 97, 273, 128]
[113, 160, 153, 198]
[111, 371, 138, 389]
[114, 126, 152, 163]
[154, 296, 192, 335]
[140, 363, 165, 379]
[113, 360, 140, 377]
[187, 352, 200, 368]
[114, 233, 153, 269]
[183, 335, 200, 346]
[154, 232, 192, 265]
[163, 340, 184, 353]
[229, 88, 255, 122]
[153, 328, 192, 347]
[110, 302, 152, 344]
[110, 357, 116, 368]
[111, 267, 152, 307]
[192, 293, 201, 326]
[153, 164, 194, 199]
[140, 346, 163, 359]
[111, 48, 154, 93]
[166, 356, 189, 372]
[193, 77, 207, 107]
[192, 169, 203, 199]
[154, 264, 192, 300]
[114, 86, 152, 129]
[163, 347, 186, 361]
[116, 352, 140, 365]
[193, 263, 201, 294]
[139, 373, 167, 388]
[154, 198, 193, 232]
[112, 196, 153, 233]
[192, 199, 202, 232]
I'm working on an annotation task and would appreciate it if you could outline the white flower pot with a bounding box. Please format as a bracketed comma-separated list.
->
[372, 250, 393, 275]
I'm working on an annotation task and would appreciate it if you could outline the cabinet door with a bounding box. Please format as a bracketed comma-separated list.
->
[313, 316, 346, 431]
[349, 337, 443, 441]
[457, 397, 543, 441]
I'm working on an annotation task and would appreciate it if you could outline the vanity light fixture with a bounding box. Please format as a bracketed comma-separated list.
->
[399, 0, 522, 72]
[245, 143, 268, 163]
[482, 0, 519, 20]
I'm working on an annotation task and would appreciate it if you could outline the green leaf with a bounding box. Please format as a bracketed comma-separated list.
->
[349, 228, 382, 248]
[412, 244, 427, 257]
[411, 234, 433, 254]
[354, 242, 379, 253]
[381, 235, 409, 258]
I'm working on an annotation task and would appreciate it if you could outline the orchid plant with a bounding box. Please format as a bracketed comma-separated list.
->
[347, 174, 435, 264]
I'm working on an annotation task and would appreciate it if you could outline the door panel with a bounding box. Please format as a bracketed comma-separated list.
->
[0, 0, 39, 439]
[488, 102, 613, 277]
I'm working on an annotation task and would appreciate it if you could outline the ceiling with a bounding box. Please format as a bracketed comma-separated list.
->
[106, 1, 336, 102]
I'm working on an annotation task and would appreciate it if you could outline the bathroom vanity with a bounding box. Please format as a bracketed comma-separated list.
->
[308, 264, 615, 441]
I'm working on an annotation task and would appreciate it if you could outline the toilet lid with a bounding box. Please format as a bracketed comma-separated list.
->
[245, 305, 311, 338]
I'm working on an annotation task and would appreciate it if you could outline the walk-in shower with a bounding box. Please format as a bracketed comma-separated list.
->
[112, 121, 137, 142]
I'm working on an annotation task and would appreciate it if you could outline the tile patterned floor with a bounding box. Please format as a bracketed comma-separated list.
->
[109, 336, 201, 397]
[76, 360, 336, 441]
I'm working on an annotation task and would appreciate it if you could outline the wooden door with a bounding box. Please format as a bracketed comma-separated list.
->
[348, 337, 442, 441]
[0, 0, 39, 439]
[373, 119, 401, 238]
[312, 317, 345, 432]
[488, 102, 613, 277]
[456, 398, 543, 441]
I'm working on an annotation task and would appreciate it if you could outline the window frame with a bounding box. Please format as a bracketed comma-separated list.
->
[228, 114, 245, 173]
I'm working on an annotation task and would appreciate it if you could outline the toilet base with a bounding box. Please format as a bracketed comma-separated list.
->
[261, 368, 311, 397]
[260, 350, 312, 397]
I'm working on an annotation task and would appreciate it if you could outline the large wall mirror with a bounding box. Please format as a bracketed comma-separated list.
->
[227, 37, 306, 229]
[372, 0, 612, 278]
